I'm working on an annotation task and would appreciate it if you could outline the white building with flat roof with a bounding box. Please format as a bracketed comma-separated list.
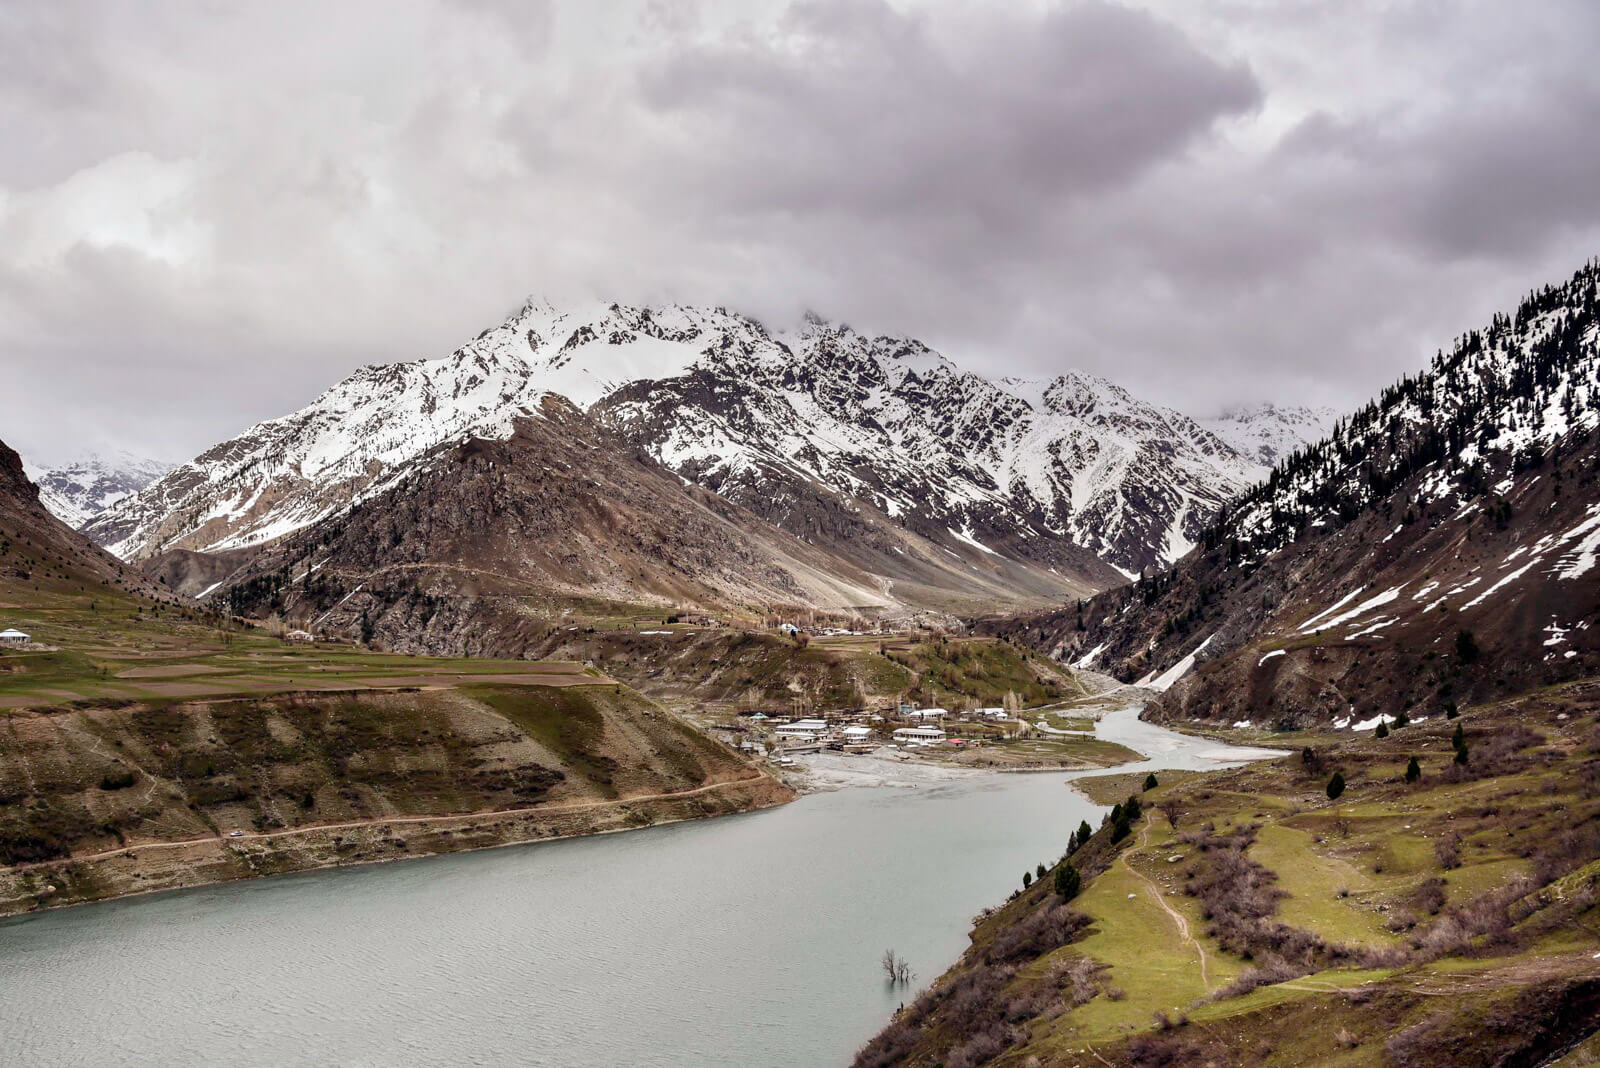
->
[893, 726, 946, 745]
[774, 718, 829, 742]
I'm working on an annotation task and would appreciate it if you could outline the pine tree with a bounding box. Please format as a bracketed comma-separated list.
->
[1375, 720, 1389, 739]
[1452, 723, 1465, 750]
[1077, 819, 1093, 845]
[1143, 773, 1159, 791]
[1455, 744, 1470, 766]
[1055, 864, 1081, 901]
[1405, 756, 1421, 783]
[1327, 772, 1346, 800]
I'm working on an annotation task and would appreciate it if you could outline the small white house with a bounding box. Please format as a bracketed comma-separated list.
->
[778, 623, 801, 635]
[975, 707, 1007, 719]
[908, 708, 949, 721]
[841, 725, 874, 741]
[0, 629, 29, 646]
[893, 726, 947, 745]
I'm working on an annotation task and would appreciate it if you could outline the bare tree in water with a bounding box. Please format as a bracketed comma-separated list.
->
[881, 949, 913, 985]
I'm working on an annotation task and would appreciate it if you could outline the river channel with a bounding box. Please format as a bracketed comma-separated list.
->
[0, 703, 1279, 1067]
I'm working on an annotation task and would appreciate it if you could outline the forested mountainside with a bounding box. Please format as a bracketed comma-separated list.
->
[995, 260, 1600, 726]
[193, 397, 1100, 651]
[84, 301, 1325, 607]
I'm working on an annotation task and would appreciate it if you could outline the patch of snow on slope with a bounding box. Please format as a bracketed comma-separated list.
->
[1553, 504, 1600, 580]
[1073, 641, 1108, 669]
[1319, 585, 1404, 630]
[1147, 633, 1215, 692]
[949, 527, 999, 556]
[1299, 587, 1368, 633]
[1463, 560, 1539, 608]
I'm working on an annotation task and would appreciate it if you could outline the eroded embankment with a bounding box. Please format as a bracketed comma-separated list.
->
[0, 684, 792, 915]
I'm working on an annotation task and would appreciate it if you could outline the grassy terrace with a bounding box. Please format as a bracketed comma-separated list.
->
[0, 589, 607, 709]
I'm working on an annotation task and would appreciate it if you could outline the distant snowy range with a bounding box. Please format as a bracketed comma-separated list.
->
[41, 302, 1332, 590]
[25, 452, 174, 530]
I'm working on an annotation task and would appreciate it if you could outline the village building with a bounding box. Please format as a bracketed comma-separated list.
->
[773, 718, 828, 742]
[0, 628, 30, 646]
[907, 707, 949, 721]
[892, 726, 947, 746]
[840, 725, 874, 742]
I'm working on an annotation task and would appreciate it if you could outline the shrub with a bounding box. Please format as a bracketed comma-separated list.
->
[1327, 773, 1346, 800]
[1435, 832, 1461, 870]
[98, 770, 136, 791]
[1412, 877, 1447, 915]
[1055, 864, 1081, 901]
[1456, 629, 1480, 664]
[1144, 773, 1159, 791]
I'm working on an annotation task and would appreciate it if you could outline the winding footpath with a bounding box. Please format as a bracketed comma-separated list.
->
[1124, 817, 1213, 991]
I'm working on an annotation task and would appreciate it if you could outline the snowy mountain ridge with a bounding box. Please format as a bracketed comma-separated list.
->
[85, 301, 1325, 576]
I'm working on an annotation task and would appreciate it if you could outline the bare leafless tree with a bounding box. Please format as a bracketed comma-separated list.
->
[881, 949, 914, 985]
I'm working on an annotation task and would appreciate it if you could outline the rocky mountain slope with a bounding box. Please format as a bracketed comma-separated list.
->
[998, 260, 1600, 727]
[85, 302, 1324, 598]
[192, 396, 1098, 650]
[0, 438, 173, 605]
[26, 452, 173, 529]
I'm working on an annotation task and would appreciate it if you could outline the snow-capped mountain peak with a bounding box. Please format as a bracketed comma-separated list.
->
[85, 300, 1328, 577]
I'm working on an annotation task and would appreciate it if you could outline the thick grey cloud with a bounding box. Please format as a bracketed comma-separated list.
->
[3, 0, 1600, 468]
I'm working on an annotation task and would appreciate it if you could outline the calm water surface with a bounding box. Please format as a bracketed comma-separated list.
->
[0, 705, 1277, 1067]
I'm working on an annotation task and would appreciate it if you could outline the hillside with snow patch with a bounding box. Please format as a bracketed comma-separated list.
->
[993, 259, 1600, 725]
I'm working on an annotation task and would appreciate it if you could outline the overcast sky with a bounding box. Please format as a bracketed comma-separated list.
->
[5, 0, 1600, 467]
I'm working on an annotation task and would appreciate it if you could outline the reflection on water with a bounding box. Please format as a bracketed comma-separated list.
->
[0, 702, 1278, 1067]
